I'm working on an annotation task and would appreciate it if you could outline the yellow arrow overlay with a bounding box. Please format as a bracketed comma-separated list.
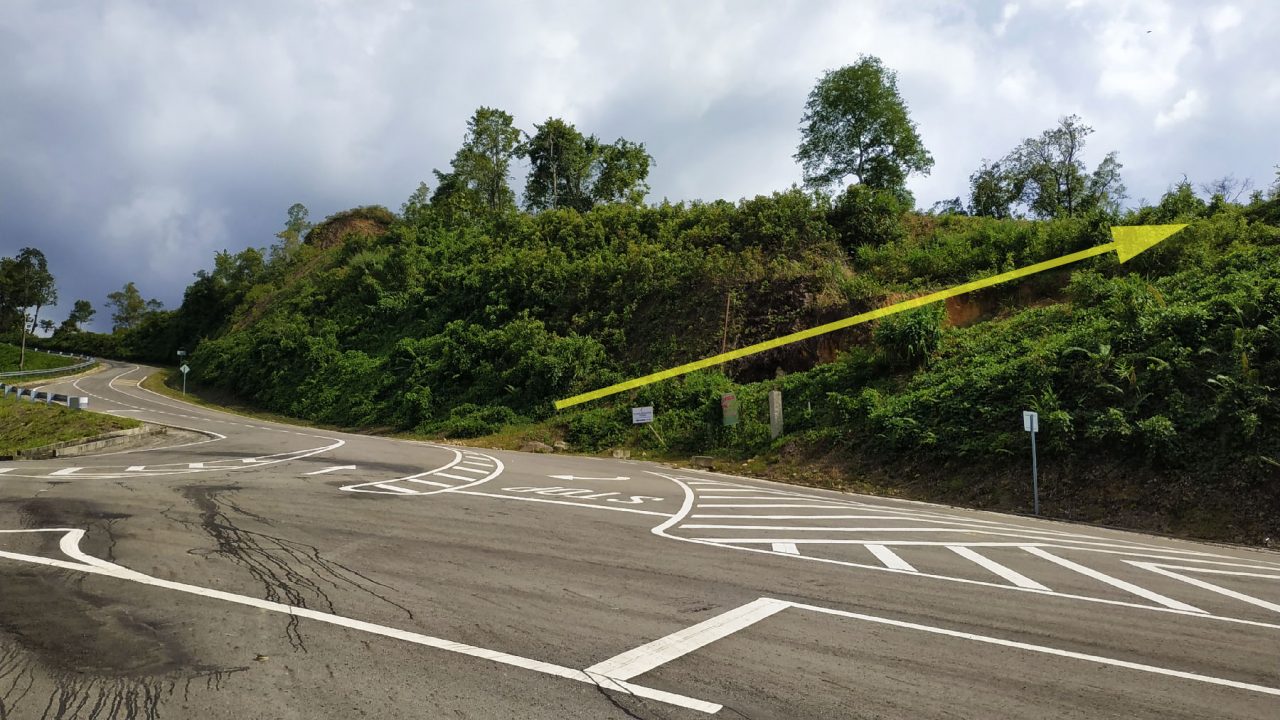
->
[554, 224, 1188, 410]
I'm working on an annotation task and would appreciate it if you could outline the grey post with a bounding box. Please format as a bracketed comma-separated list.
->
[180, 362, 190, 395]
[768, 390, 783, 440]
[1023, 410, 1040, 515]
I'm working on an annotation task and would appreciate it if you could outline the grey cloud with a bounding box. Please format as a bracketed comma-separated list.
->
[1, 0, 1276, 331]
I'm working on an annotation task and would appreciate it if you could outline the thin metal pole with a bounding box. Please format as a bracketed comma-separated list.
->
[1030, 430, 1039, 516]
[182, 372, 187, 396]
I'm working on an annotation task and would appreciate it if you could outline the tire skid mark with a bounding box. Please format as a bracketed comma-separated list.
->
[174, 485, 414, 652]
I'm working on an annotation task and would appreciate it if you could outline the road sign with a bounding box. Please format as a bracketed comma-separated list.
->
[180, 364, 190, 395]
[721, 393, 739, 426]
[632, 406, 654, 424]
[1023, 410, 1038, 432]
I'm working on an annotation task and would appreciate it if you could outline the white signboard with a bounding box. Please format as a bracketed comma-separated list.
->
[1022, 410, 1039, 433]
[632, 406, 654, 424]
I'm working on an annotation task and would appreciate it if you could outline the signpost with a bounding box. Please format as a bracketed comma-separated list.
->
[721, 393, 739, 427]
[180, 363, 190, 396]
[631, 406, 653, 424]
[1023, 410, 1039, 515]
[768, 390, 783, 440]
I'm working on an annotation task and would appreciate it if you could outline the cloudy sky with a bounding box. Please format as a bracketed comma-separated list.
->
[2, 0, 1277, 331]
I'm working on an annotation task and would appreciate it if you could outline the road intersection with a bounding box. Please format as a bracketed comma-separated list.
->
[1, 360, 1277, 718]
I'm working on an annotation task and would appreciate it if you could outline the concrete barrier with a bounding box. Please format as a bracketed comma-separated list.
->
[0, 383, 90, 409]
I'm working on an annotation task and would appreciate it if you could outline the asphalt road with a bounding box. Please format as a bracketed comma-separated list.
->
[1, 360, 1278, 719]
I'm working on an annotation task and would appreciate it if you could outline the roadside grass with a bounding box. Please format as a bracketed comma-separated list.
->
[0, 343, 80, 372]
[0, 395, 140, 457]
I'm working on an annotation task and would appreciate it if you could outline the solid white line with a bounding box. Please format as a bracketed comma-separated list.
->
[772, 543, 800, 555]
[1130, 562, 1280, 614]
[693, 488, 796, 494]
[692, 514, 919, 520]
[373, 483, 418, 494]
[452, 490, 672, 517]
[700, 504, 857, 509]
[867, 544, 916, 572]
[788, 599, 1280, 698]
[1024, 547, 1204, 613]
[432, 471, 480, 482]
[0, 529, 719, 714]
[699, 495, 844, 501]
[683, 525, 977, 532]
[585, 598, 790, 680]
[405, 478, 451, 488]
[50, 467, 81, 476]
[304, 465, 357, 476]
[450, 465, 491, 474]
[949, 546, 1049, 590]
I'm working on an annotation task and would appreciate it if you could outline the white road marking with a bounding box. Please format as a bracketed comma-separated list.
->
[372, 483, 418, 494]
[188, 462, 205, 469]
[406, 479, 451, 488]
[126, 465, 146, 472]
[867, 544, 916, 572]
[700, 504, 855, 509]
[453, 490, 672, 517]
[949, 546, 1049, 590]
[772, 543, 800, 555]
[1130, 562, 1280, 614]
[451, 465, 491, 475]
[0, 529, 720, 714]
[304, 465, 357, 476]
[549, 475, 630, 481]
[432, 471, 481, 482]
[0, 468, 12, 475]
[699, 495, 842, 501]
[586, 598, 791, 681]
[789, 599, 1280, 698]
[50, 467, 81, 476]
[1024, 547, 1204, 613]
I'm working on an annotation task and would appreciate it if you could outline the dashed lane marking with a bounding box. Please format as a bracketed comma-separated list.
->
[949, 546, 1050, 591]
[304, 465, 357, 476]
[867, 544, 917, 572]
[1024, 547, 1205, 613]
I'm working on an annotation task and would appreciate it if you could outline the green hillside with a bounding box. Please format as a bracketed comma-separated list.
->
[0, 343, 80, 373]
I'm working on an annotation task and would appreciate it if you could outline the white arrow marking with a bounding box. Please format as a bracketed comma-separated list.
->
[304, 465, 357, 476]
[548, 475, 630, 481]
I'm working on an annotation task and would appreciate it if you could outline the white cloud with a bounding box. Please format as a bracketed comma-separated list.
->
[1206, 4, 1243, 33]
[994, 3, 1020, 36]
[1155, 89, 1203, 128]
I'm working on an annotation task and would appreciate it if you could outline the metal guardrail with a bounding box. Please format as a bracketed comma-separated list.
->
[0, 382, 89, 409]
[0, 349, 95, 379]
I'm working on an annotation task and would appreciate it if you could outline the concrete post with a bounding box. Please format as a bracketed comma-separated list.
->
[768, 390, 783, 440]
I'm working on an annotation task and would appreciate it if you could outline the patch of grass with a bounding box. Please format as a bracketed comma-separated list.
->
[0, 343, 81, 373]
[0, 395, 140, 456]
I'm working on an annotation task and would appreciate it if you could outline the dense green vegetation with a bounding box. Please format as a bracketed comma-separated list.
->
[17, 57, 1280, 541]
[0, 395, 140, 458]
[0, 343, 79, 373]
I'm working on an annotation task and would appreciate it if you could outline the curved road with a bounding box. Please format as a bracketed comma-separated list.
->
[1, 360, 1278, 718]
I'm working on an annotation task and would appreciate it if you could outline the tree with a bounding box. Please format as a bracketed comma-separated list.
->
[0, 247, 56, 369]
[269, 203, 311, 266]
[968, 160, 1021, 219]
[58, 299, 96, 333]
[520, 119, 653, 212]
[38, 318, 54, 335]
[400, 181, 433, 225]
[970, 115, 1126, 219]
[106, 282, 162, 332]
[432, 107, 522, 216]
[795, 56, 934, 193]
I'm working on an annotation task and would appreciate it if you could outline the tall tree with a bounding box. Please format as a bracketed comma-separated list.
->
[432, 107, 522, 216]
[975, 115, 1126, 219]
[0, 247, 56, 369]
[58, 299, 96, 333]
[400, 181, 433, 225]
[520, 119, 653, 212]
[521, 118, 595, 212]
[795, 56, 934, 193]
[106, 281, 160, 332]
[270, 202, 311, 266]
